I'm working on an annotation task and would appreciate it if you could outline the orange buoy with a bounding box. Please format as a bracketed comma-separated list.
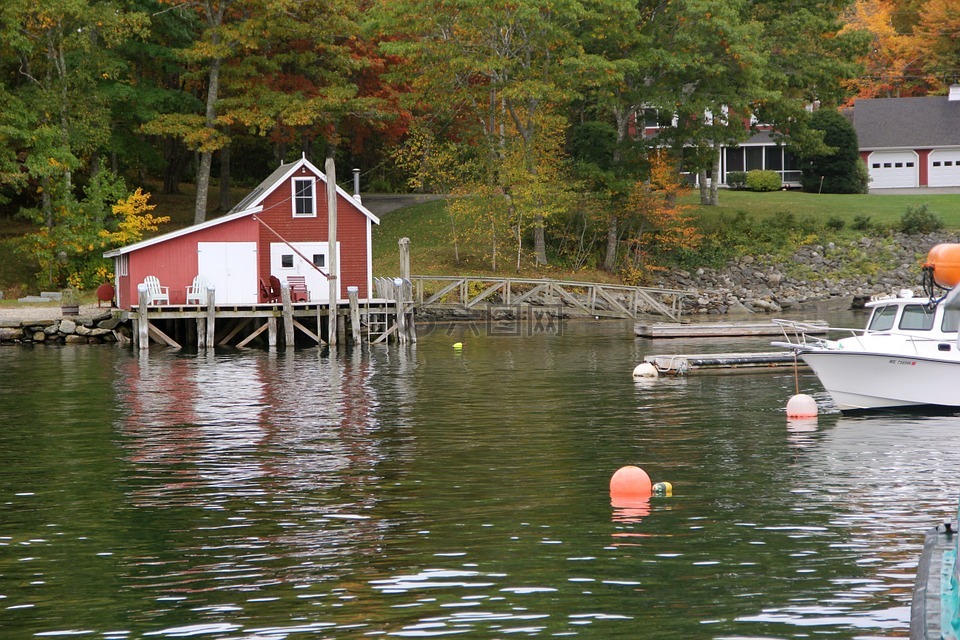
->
[925, 243, 960, 288]
[786, 393, 818, 418]
[610, 465, 652, 501]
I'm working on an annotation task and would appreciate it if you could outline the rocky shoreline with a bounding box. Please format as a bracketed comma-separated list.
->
[651, 232, 955, 315]
[0, 306, 125, 345]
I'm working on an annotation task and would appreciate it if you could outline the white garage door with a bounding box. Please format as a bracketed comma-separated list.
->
[868, 151, 918, 188]
[197, 242, 258, 304]
[929, 150, 960, 187]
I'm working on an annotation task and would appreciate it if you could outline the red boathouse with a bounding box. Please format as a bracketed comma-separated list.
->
[104, 156, 380, 310]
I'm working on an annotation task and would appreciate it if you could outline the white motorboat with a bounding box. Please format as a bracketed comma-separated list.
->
[773, 243, 960, 412]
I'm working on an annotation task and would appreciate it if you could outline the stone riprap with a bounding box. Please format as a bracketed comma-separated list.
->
[0, 309, 122, 345]
[651, 232, 957, 315]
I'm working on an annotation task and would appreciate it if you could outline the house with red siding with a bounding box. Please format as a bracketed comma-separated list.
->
[104, 156, 380, 310]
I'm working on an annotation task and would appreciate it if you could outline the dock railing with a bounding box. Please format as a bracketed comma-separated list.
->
[409, 276, 692, 321]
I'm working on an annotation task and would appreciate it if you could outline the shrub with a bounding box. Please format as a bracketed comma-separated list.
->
[899, 203, 944, 234]
[851, 214, 874, 231]
[746, 170, 782, 192]
[726, 171, 748, 190]
[799, 109, 864, 194]
[826, 216, 845, 231]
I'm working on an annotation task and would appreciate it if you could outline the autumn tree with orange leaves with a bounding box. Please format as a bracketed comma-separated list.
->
[620, 152, 701, 283]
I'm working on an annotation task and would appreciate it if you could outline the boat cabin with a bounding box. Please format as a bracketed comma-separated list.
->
[864, 292, 960, 338]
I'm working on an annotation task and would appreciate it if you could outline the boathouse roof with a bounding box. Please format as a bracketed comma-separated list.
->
[104, 156, 379, 258]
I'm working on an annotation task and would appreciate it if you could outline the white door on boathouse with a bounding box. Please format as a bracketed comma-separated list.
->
[197, 242, 259, 304]
[269, 242, 340, 303]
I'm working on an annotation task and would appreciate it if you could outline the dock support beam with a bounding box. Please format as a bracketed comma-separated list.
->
[281, 285, 294, 347]
[205, 286, 216, 348]
[394, 278, 408, 345]
[348, 286, 361, 345]
[137, 285, 149, 350]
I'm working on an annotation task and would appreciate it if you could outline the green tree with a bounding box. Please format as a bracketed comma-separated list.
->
[751, 0, 869, 157]
[799, 108, 867, 194]
[0, 0, 147, 220]
[379, 0, 618, 267]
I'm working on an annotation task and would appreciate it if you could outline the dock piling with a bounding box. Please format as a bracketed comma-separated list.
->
[281, 285, 294, 347]
[137, 285, 149, 350]
[205, 286, 216, 349]
[348, 287, 361, 345]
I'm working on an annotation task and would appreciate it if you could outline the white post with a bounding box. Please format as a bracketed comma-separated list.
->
[205, 285, 216, 349]
[394, 277, 406, 345]
[137, 284, 149, 350]
[399, 237, 410, 281]
[348, 286, 361, 345]
[326, 154, 338, 346]
[282, 284, 294, 347]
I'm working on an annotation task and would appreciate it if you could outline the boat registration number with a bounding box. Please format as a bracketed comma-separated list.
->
[888, 359, 916, 366]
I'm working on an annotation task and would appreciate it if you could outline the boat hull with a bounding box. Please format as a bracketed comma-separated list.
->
[801, 350, 960, 412]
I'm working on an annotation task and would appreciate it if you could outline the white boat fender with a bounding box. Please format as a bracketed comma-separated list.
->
[632, 362, 659, 379]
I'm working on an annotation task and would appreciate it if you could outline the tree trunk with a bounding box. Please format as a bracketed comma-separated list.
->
[534, 216, 547, 265]
[194, 53, 221, 225]
[218, 142, 232, 213]
[195, 152, 213, 225]
[603, 215, 618, 272]
[162, 137, 187, 194]
[698, 169, 710, 205]
[709, 142, 722, 206]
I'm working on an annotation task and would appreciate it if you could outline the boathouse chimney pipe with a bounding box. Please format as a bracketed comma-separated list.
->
[352, 168, 361, 204]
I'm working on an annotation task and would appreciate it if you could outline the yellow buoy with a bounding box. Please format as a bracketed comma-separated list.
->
[453, 342, 463, 350]
[786, 393, 818, 418]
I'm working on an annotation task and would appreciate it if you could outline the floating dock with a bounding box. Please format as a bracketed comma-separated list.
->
[643, 351, 806, 375]
[635, 321, 829, 338]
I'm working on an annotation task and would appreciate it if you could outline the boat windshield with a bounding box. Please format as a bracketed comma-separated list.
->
[899, 304, 935, 331]
[944, 307, 960, 333]
[867, 305, 897, 331]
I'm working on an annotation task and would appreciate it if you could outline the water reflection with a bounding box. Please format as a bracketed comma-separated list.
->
[3, 318, 958, 639]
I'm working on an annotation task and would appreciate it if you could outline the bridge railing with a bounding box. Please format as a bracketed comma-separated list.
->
[408, 276, 693, 321]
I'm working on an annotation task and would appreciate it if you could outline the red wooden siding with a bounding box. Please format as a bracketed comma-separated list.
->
[118, 216, 257, 308]
[255, 168, 371, 299]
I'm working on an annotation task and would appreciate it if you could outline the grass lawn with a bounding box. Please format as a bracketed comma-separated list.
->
[683, 189, 960, 226]
[373, 189, 960, 278]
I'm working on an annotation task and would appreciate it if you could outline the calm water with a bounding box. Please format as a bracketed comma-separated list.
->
[2, 313, 960, 639]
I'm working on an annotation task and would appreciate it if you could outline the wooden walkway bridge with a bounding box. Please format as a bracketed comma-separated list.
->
[408, 276, 692, 321]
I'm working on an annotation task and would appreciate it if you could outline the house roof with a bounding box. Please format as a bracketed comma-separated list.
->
[104, 156, 379, 258]
[853, 95, 960, 149]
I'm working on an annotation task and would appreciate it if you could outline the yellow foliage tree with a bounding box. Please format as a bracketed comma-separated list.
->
[621, 151, 701, 283]
[101, 188, 169, 247]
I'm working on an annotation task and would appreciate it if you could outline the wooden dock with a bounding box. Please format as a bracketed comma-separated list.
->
[125, 282, 415, 350]
[643, 351, 806, 375]
[635, 320, 829, 338]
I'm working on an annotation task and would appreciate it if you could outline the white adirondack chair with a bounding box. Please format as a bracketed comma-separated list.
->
[142, 275, 170, 305]
[185, 275, 206, 305]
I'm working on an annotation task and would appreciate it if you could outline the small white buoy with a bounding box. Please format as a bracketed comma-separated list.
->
[786, 393, 818, 418]
[632, 362, 659, 379]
